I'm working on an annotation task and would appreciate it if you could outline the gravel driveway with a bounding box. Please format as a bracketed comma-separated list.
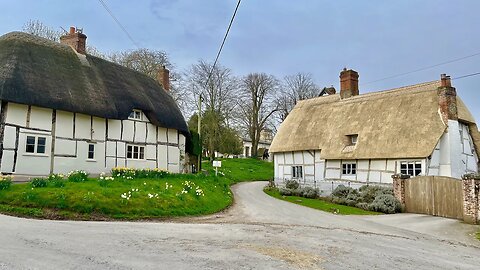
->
[0, 181, 479, 269]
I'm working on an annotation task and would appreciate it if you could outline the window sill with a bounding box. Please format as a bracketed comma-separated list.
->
[126, 159, 146, 162]
[23, 153, 49, 157]
[86, 159, 97, 162]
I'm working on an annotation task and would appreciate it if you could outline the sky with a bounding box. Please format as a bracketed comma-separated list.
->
[0, 0, 479, 124]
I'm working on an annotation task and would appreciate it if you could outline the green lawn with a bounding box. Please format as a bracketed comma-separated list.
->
[264, 187, 381, 215]
[476, 231, 480, 241]
[0, 174, 233, 220]
[202, 158, 273, 182]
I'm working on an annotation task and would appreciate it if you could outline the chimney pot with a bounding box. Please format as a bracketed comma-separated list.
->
[440, 73, 451, 87]
[60, 26, 87, 54]
[339, 68, 359, 99]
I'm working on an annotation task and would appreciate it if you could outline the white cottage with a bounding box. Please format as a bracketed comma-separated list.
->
[270, 69, 480, 191]
[0, 29, 189, 176]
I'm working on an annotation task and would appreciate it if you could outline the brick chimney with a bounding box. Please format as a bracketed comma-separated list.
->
[158, 66, 170, 92]
[339, 68, 359, 99]
[60, 26, 87, 54]
[438, 73, 458, 122]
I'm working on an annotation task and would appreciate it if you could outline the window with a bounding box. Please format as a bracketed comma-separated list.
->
[88, 144, 95, 159]
[25, 136, 46, 154]
[348, 134, 358, 145]
[129, 109, 142, 120]
[342, 163, 356, 175]
[127, 145, 145, 160]
[400, 161, 422, 176]
[292, 166, 303, 178]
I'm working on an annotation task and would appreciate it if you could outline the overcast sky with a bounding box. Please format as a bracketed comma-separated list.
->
[1, 0, 479, 124]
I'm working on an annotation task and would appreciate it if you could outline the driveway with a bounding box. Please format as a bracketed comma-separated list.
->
[0, 181, 479, 270]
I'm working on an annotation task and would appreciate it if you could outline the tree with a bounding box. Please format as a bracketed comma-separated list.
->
[277, 72, 319, 121]
[238, 73, 279, 157]
[22, 19, 62, 42]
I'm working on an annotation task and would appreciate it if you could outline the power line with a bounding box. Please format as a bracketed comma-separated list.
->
[204, 0, 242, 89]
[97, 0, 140, 49]
[361, 51, 480, 86]
[452, 72, 480, 80]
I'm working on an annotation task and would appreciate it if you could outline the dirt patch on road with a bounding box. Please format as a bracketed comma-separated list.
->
[241, 244, 323, 269]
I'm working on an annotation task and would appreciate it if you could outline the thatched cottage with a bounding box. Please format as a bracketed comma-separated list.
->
[270, 69, 480, 189]
[0, 28, 188, 176]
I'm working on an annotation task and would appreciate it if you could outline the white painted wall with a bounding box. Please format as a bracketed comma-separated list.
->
[0, 102, 186, 176]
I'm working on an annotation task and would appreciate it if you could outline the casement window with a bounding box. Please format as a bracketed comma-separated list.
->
[88, 144, 95, 160]
[25, 136, 46, 154]
[400, 161, 422, 176]
[292, 166, 303, 178]
[342, 162, 356, 175]
[129, 109, 142, 120]
[127, 145, 145, 160]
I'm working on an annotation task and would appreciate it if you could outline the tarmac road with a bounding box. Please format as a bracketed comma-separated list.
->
[0, 181, 479, 270]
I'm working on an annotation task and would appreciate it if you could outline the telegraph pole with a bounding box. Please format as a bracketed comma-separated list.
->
[197, 94, 202, 173]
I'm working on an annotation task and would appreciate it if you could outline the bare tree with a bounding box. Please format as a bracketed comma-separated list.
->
[238, 73, 279, 157]
[277, 72, 319, 121]
[22, 20, 62, 42]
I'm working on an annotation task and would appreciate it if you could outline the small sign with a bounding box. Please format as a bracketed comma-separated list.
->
[213, 161, 222, 167]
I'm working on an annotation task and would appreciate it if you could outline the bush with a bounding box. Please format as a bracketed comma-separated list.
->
[301, 187, 319, 199]
[0, 176, 12, 190]
[358, 185, 393, 203]
[332, 185, 354, 199]
[345, 192, 359, 206]
[67, 170, 88, 182]
[279, 188, 293, 196]
[31, 178, 48, 188]
[355, 202, 370, 211]
[285, 179, 299, 190]
[368, 194, 401, 214]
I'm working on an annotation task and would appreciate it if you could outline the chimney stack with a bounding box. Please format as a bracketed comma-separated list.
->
[339, 68, 359, 99]
[438, 73, 457, 122]
[60, 26, 87, 54]
[158, 66, 170, 92]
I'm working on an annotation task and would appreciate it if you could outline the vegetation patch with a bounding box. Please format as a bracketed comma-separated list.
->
[476, 231, 480, 241]
[203, 158, 273, 182]
[0, 168, 234, 220]
[264, 186, 380, 215]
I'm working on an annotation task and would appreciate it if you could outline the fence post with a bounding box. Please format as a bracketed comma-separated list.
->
[392, 174, 409, 207]
[462, 173, 480, 224]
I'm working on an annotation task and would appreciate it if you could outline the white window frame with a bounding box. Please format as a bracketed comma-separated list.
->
[128, 109, 142, 121]
[25, 135, 47, 155]
[400, 161, 422, 177]
[349, 134, 358, 145]
[87, 143, 95, 160]
[342, 162, 356, 175]
[126, 144, 145, 160]
[292, 165, 303, 179]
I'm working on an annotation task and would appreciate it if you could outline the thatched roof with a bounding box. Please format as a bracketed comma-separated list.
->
[270, 80, 479, 159]
[0, 32, 188, 134]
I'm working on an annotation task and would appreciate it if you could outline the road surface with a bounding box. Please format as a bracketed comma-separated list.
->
[0, 181, 479, 269]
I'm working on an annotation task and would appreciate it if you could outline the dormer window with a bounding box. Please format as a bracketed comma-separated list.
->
[129, 109, 142, 120]
[348, 134, 358, 145]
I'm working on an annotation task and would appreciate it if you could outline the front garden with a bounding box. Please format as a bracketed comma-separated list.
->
[0, 168, 233, 220]
[265, 180, 402, 215]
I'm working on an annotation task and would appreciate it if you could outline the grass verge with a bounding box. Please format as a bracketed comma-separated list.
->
[0, 174, 233, 220]
[264, 187, 381, 215]
[476, 231, 480, 241]
[202, 158, 273, 182]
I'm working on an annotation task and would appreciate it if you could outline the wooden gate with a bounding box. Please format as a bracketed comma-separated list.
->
[404, 176, 464, 219]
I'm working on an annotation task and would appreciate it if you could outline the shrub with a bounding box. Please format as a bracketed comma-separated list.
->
[332, 185, 354, 199]
[285, 179, 299, 190]
[279, 188, 293, 196]
[31, 178, 48, 188]
[0, 176, 12, 190]
[301, 187, 319, 199]
[67, 170, 88, 182]
[358, 185, 393, 203]
[368, 194, 401, 214]
[345, 192, 359, 206]
[355, 202, 370, 211]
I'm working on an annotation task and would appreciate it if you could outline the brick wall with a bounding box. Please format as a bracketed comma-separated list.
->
[462, 174, 480, 224]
